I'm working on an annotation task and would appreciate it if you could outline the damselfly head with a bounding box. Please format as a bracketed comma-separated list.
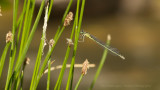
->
[80, 30, 88, 35]
[80, 29, 84, 34]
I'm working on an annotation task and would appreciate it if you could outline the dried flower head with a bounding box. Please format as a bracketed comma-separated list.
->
[107, 34, 111, 41]
[66, 38, 74, 47]
[49, 39, 55, 48]
[0, 6, 2, 16]
[25, 57, 30, 65]
[81, 59, 89, 75]
[64, 12, 73, 26]
[6, 31, 13, 43]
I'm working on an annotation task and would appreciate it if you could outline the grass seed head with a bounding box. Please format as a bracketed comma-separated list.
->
[6, 31, 13, 43]
[66, 38, 74, 47]
[81, 59, 89, 75]
[64, 12, 73, 26]
[49, 39, 55, 48]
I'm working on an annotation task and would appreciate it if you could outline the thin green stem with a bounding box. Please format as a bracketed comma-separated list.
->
[6, 1, 45, 89]
[74, 74, 83, 90]
[48, 0, 54, 20]
[47, 58, 51, 90]
[23, 0, 36, 45]
[16, 0, 36, 72]
[29, 3, 50, 90]
[16, 0, 27, 45]
[5, 0, 19, 89]
[20, 70, 24, 90]
[30, 0, 73, 89]
[14, 0, 27, 89]
[65, 0, 80, 89]
[34, 27, 65, 89]
[29, 40, 44, 90]
[15, 62, 25, 90]
[14, 0, 45, 75]
[55, 14, 76, 90]
[0, 42, 11, 78]
[89, 36, 111, 90]
[17, 0, 31, 58]
[66, 0, 85, 90]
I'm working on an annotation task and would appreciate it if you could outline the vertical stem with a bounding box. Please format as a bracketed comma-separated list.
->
[6, 1, 45, 89]
[0, 42, 11, 78]
[75, 74, 83, 90]
[5, 0, 19, 89]
[89, 35, 111, 90]
[66, 0, 85, 90]
[30, 2, 49, 89]
[48, 0, 54, 20]
[47, 58, 51, 90]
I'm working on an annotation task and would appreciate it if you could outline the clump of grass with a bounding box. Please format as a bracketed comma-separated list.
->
[0, 0, 112, 90]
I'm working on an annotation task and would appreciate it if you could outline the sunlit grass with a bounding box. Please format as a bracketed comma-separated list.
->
[0, 0, 111, 90]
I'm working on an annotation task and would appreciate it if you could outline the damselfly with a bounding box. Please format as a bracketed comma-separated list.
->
[80, 30, 125, 60]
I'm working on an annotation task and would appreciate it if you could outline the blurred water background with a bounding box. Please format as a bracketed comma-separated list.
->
[0, 0, 160, 90]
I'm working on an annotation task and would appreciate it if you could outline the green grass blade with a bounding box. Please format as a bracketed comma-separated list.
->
[89, 35, 111, 90]
[65, 0, 80, 89]
[15, 58, 29, 90]
[47, 58, 51, 90]
[5, 0, 19, 89]
[17, 0, 36, 66]
[16, 0, 27, 45]
[34, 26, 65, 89]
[30, 3, 50, 90]
[0, 42, 11, 78]
[29, 40, 45, 90]
[16, 71, 23, 90]
[14, 0, 45, 75]
[48, 0, 54, 20]
[55, 13, 76, 90]
[19, 58, 30, 90]
[17, 0, 31, 57]
[66, 0, 85, 90]
[5, 1, 45, 89]
[5, 46, 17, 90]
[14, 1, 27, 89]
[74, 74, 83, 90]
[20, 70, 24, 90]
[31, 0, 74, 89]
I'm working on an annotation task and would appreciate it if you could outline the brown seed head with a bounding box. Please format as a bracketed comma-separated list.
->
[49, 39, 55, 48]
[64, 12, 73, 26]
[66, 38, 74, 47]
[6, 31, 13, 43]
[25, 57, 30, 65]
[81, 59, 89, 75]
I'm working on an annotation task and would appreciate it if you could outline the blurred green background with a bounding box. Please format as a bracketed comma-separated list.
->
[0, 0, 160, 90]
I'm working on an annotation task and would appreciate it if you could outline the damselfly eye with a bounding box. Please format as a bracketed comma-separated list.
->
[80, 29, 84, 33]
